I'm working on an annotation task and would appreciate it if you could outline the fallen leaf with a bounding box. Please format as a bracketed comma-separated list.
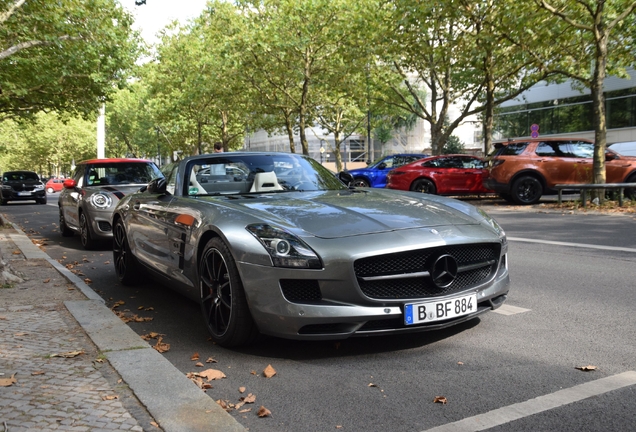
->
[263, 364, 276, 378]
[198, 369, 226, 381]
[141, 332, 163, 340]
[206, 357, 217, 363]
[14, 332, 28, 337]
[137, 306, 144, 310]
[457, 361, 464, 365]
[12, 250, 21, 255]
[82, 258, 90, 262]
[151, 421, 159, 427]
[239, 386, 246, 393]
[239, 408, 252, 413]
[31, 371, 45, 376]
[195, 362, 204, 367]
[257, 405, 272, 417]
[368, 383, 377, 388]
[153, 337, 170, 353]
[102, 395, 119, 401]
[433, 396, 448, 404]
[191, 352, 200, 361]
[0, 373, 17, 386]
[50, 350, 84, 358]
[43, 278, 50, 283]
[250, 370, 257, 375]
[576, 365, 598, 371]
[242, 393, 256, 404]
[104, 260, 111, 265]
[84, 278, 92, 284]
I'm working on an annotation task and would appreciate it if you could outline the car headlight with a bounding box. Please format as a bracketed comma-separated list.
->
[2, 185, 12, 190]
[89, 192, 113, 209]
[34, 184, 45, 191]
[246, 224, 322, 269]
[477, 208, 507, 254]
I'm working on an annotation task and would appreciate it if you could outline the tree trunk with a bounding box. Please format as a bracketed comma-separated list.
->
[591, 31, 608, 202]
[333, 132, 343, 172]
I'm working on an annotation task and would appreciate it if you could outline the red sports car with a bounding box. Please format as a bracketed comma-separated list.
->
[386, 154, 493, 195]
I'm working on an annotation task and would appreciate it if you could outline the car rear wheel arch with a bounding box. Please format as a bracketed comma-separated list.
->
[352, 177, 370, 188]
[625, 173, 636, 199]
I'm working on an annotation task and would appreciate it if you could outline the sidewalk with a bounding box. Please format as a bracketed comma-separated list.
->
[0, 216, 245, 432]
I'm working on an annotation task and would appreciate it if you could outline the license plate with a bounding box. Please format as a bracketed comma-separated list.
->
[404, 293, 477, 325]
[17, 192, 32, 196]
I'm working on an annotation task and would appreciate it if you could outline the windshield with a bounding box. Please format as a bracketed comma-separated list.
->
[3, 171, 40, 182]
[86, 162, 163, 186]
[186, 153, 347, 196]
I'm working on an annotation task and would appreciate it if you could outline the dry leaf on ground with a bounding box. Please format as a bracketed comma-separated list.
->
[263, 364, 276, 378]
[239, 386, 246, 393]
[198, 369, 226, 381]
[433, 396, 448, 404]
[206, 357, 217, 363]
[191, 352, 200, 361]
[50, 350, 84, 358]
[31, 371, 45, 376]
[43, 278, 50, 283]
[257, 406, 272, 417]
[0, 373, 17, 387]
[242, 393, 256, 404]
[153, 337, 170, 353]
[102, 395, 119, 401]
[575, 365, 598, 371]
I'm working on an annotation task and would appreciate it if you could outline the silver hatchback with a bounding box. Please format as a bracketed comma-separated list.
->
[58, 158, 163, 249]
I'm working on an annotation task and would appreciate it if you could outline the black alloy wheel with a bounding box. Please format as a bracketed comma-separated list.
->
[411, 178, 437, 194]
[79, 212, 96, 250]
[113, 219, 142, 285]
[511, 175, 543, 205]
[199, 238, 257, 347]
[353, 178, 370, 188]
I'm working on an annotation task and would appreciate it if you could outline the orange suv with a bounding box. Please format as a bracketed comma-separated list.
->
[484, 138, 636, 204]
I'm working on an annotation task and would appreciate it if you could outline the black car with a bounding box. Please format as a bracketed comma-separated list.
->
[1, 170, 47, 205]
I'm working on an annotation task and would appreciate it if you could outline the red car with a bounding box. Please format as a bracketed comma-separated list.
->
[386, 154, 493, 195]
[45, 178, 65, 193]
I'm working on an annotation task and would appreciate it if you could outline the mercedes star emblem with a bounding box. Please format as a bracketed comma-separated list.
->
[431, 254, 458, 288]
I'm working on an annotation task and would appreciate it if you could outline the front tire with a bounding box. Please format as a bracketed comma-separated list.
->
[411, 178, 437, 194]
[113, 219, 143, 285]
[37, 196, 47, 205]
[79, 212, 97, 250]
[47, 187, 55, 194]
[625, 174, 636, 200]
[511, 175, 543, 205]
[199, 237, 257, 347]
[352, 178, 370, 188]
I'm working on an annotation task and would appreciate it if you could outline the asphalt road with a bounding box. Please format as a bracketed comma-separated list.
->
[3, 193, 636, 432]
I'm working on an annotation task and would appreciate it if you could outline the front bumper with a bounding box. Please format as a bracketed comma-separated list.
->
[236, 243, 511, 340]
[2, 189, 46, 201]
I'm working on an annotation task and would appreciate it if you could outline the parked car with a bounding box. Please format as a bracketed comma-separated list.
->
[59, 158, 163, 249]
[347, 153, 428, 188]
[484, 138, 636, 204]
[45, 178, 65, 193]
[386, 155, 493, 195]
[111, 152, 510, 347]
[0, 170, 47, 205]
[609, 141, 636, 156]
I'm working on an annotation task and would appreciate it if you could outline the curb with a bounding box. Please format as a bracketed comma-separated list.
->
[2, 215, 246, 432]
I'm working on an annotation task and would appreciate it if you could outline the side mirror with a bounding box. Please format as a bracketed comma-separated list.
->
[147, 177, 167, 195]
[606, 151, 617, 161]
[63, 178, 77, 189]
[377, 162, 387, 170]
[337, 171, 354, 187]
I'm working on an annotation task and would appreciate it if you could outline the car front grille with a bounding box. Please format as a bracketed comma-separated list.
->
[354, 243, 500, 300]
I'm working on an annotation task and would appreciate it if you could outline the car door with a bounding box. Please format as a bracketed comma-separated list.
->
[60, 167, 85, 230]
[567, 141, 596, 183]
[455, 156, 488, 192]
[534, 140, 584, 187]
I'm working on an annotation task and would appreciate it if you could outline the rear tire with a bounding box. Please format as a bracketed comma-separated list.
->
[353, 178, 370, 188]
[79, 212, 97, 250]
[411, 178, 437, 194]
[113, 219, 143, 285]
[511, 175, 543, 205]
[199, 237, 257, 347]
[59, 209, 74, 237]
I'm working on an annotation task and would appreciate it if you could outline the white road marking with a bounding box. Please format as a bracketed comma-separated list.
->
[422, 371, 636, 432]
[492, 304, 530, 316]
[509, 237, 636, 253]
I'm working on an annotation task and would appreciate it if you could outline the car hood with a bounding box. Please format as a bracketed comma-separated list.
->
[212, 189, 484, 239]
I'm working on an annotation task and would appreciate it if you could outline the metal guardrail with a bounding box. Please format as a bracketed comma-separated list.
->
[554, 182, 636, 208]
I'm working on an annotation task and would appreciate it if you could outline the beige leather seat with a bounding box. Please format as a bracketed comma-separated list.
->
[250, 171, 283, 192]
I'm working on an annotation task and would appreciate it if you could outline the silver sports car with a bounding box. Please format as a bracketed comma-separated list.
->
[112, 152, 510, 347]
